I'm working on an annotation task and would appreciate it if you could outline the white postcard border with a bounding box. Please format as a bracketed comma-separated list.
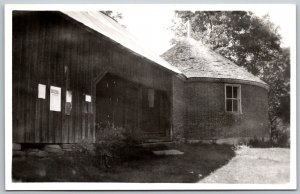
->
[5, 4, 297, 190]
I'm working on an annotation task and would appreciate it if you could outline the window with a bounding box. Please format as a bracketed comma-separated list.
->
[225, 84, 241, 113]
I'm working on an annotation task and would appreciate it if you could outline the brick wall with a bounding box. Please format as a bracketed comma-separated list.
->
[171, 76, 186, 141]
[184, 81, 270, 140]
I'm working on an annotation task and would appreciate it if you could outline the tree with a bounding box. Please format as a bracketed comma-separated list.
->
[100, 11, 123, 22]
[171, 11, 290, 144]
[263, 47, 290, 145]
[171, 11, 282, 75]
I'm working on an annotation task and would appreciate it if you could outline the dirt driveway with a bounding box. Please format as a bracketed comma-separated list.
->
[199, 146, 290, 184]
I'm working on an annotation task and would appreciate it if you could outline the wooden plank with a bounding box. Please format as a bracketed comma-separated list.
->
[37, 15, 47, 143]
[46, 14, 55, 144]
[61, 89, 68, 143]
[13, 12, 25, 142]
[32, 16, 41, 143]
[41, 14, 50, 143]
[61, 21, 72, 143]
[74, 92, 79, 143]
[24, 13, 34, 143]
[53, 23, 59, 144]
[56, 20, 64, 144]
[29, 13, 39, 143]
[81, 34, 86, 141]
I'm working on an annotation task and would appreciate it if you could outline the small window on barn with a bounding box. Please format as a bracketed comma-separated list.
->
[225, 84, 242, 113]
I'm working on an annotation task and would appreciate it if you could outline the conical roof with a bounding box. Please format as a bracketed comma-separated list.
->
[161, 38, 267, 86]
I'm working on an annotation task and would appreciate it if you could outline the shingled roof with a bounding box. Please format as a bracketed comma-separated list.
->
[161, 38, 267, 86]
[62, 11, 181, 74]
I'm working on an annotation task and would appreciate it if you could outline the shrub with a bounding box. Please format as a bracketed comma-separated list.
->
[248, 136, 272, 148]
[65, 140, 97, 173]
[95, 122, 126, 149]
[94, 122, 147, 168]
[271, 119, 290, 147]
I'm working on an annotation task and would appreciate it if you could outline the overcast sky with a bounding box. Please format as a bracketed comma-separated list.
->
[117, 5, 295, 55]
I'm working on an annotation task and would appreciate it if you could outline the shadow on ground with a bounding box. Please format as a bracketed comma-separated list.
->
[12, 143, 235, 183]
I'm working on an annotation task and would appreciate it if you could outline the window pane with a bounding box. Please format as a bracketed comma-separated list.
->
[233, 100, 238, 112]
[233, 87, 238, 98]
[226, 86, 232, 98]
[226, 99, 232, 111]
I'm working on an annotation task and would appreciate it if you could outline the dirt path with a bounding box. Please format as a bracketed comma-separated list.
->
[199, 147, 290, 184]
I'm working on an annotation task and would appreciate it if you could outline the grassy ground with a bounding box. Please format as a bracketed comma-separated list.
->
[199, 146, 290, 184]
[12, 143, 235, 183]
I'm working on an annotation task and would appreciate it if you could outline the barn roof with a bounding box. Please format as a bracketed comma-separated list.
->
[161, 38, 267, 86]
[62, 11, 182, 74]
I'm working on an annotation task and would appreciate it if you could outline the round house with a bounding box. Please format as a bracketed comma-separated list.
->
[162, 38, 270, 144]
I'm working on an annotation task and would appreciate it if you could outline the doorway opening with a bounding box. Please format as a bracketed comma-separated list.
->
[95, 73, 170, 141]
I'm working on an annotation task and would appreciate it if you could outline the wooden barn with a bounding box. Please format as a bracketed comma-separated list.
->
[13, 11, 183, 144]
[12, 11, 270, 146]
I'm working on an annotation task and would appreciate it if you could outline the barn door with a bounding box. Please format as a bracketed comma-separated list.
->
[141, 89, 170, 139]
[95, 73, 139, 138]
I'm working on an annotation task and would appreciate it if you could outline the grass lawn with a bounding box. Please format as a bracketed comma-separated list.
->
[12, 143, 235, 183]
[12, 143, 290, 183]
[199, 146, 290, 184]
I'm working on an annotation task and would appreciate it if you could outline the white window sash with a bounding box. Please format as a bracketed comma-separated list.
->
[225, 84, 242, 113]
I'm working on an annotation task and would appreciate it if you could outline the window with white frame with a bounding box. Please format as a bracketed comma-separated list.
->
[225, 84, 242, 113]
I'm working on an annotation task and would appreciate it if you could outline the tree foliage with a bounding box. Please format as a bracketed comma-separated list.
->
[100, 11, 123, 22]
[171, 11, 282, 75]
[171, 11, 290, 143]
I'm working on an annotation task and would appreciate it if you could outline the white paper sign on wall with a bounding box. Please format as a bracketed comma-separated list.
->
[38, 84, 46, 99]
[50, 86, 61, 112]
[85, 95, 91, 102]
[66, 90, 72, 103]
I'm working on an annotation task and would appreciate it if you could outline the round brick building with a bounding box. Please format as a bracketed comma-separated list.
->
[162, 38, 270, 144]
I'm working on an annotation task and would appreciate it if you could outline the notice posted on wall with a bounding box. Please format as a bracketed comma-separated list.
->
[85, 95, 91, 102]
[50, 86, 61, 112]
[66, 90, 72, 103]
[38, 84, 46, 99]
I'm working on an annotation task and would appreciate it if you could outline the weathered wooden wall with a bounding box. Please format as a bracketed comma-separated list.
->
[96, 73, 170, 140]
[13, 11, 173, 144]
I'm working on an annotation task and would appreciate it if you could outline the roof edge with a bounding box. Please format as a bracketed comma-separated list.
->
[61, 11, 182, 75]
[185, 77, 270, 91]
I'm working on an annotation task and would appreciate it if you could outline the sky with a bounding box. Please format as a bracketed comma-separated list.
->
[116, 5, 295, 55]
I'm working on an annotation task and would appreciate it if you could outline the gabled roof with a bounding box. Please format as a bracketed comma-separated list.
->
[161, 38, 267, 86]
[62, 11, 181, 74]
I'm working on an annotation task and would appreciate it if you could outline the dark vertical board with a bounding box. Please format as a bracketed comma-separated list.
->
[32, 14, 40, 143]
[61, 89, 68, 143]
[12, 12, 23, 142]
[37, 15, 47, 143]
[23, 13, 31, 142]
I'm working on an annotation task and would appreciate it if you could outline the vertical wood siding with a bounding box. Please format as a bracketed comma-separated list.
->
[13, 11, 173, 143]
